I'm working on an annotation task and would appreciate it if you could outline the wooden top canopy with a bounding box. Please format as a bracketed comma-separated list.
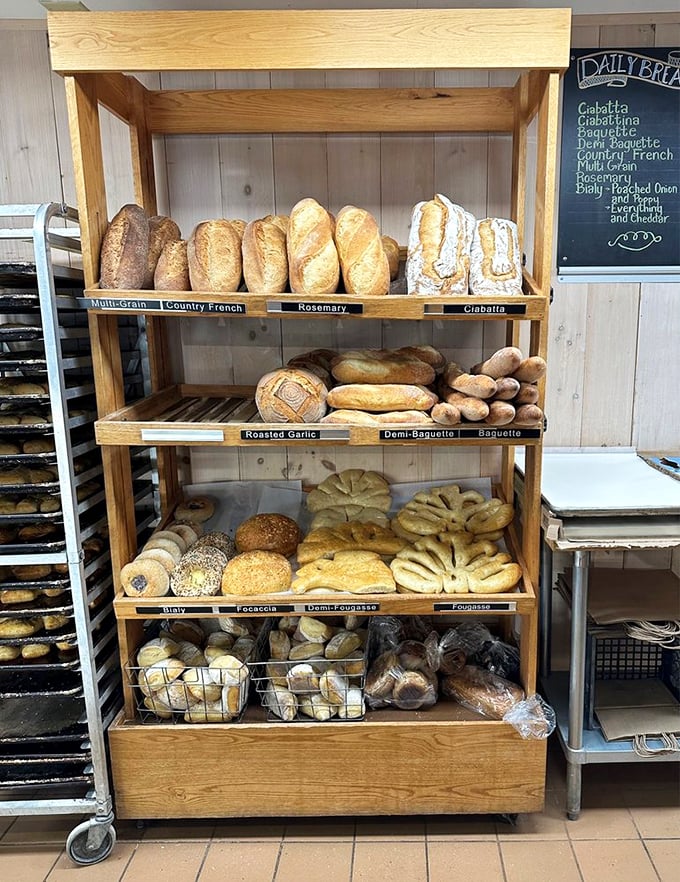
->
[48, 8, 571, 74]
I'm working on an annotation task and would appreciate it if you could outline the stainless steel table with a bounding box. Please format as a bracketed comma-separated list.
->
[515, 448, 680, 819]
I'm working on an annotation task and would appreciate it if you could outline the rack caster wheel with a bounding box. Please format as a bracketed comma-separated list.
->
[66, 819, 116, 865]
[495, 813, 518, 826]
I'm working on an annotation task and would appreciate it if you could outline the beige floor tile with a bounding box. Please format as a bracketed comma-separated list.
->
[121, 841, 208, 882]
[199, 841, 280, 882]
[47, 841, 137, 881]
[213, 819, 284, 841]
[645, 839, 680, 882]
[0, 844, 63, 882]
[426, 814, 497, 841]
[572, 840, 660, 882]
[566, 796, 639, 841]
[1, 815, 83, 846]
[429, 841, 504, 882]
[355, 816, 426, 841]
[274, 842, 352, 882]
[352, 841, 427, 882]
[282, 818, 354, 841]
[501, 841, 582, 882]
[496, 789, 569, 840]
[625, 790, 680, 839]
[142, 819, 215, 841]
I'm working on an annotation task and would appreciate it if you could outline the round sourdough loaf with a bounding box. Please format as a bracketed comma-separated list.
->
[235, 513, 302, 557]
[255, 367, 327, 423]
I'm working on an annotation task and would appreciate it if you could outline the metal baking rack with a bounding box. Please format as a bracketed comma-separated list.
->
[0, 204, 156, 864]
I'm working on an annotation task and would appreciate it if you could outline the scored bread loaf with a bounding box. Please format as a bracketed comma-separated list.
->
[100, 204, 149, 289]
[255, 367, 328, 423]
[320, 409, 433, 425]
[242, 219, 288, 293]
[469, 218, 523, 296]
[331, 350, 435, 385]
[187, 219, 242, 291]
[287, 198, 340, 295]
[406, 194, 474, 296]
[381, 235, 400, 281]
[470, 347, 522, 379]
[443, 363, 497, 399]
[334, 205, 390, 296]
[326, 383, 438, 412]
[154, 240, 190, 291]
[144, 215, 181, 288]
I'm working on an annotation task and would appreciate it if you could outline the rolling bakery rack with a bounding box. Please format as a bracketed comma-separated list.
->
[48, 8, 571, 819]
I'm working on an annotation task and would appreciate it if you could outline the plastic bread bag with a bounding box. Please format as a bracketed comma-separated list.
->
[440, 664, 524, 720]
[366, 615, 404, 658]
[470, 635, 521, 684]
[365, 640, 438, 710]
[425, 622, 493, 674]
[503, 693, 556, 740]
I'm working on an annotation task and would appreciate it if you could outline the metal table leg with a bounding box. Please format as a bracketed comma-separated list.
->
[566, 548, 590, 820]
[539, 532, 553, 679]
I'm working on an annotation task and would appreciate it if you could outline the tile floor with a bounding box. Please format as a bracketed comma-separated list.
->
[1, 744, 678, 882]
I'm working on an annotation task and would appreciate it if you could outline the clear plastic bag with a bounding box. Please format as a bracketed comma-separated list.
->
[365, 639, 438, 710]
[425, 623, 492, 674]
[440, 664, 524, 719]
[471, 635, 521, 684]
[503, 693, 556, 740]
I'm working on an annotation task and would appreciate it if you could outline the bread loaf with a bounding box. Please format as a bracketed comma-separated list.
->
[287, 198, 340, 295]
[292, 550, 396, 594]
[144, 215, 181, 288]
[438, 389, 489, 421]
[331, 350, 435, 385]
[255, 367, 328, 423]
[334, 205, 390, 296]
[154, 240, 190, 291]
[514, 404, 543, 427]
[493, 377, 521, 400]
[220, 550, 292, 595]
[469, 218, 523, 296]
[382, 235, 400, 281]
[320, 409, 433, 425]
[229, 219, 247, 241]
[326, 384, 438, 412]
[187, 219, 242, 291]
[471, 346, 522, 379]
[395, 345, 446, 372]
[235, 513, 301, 558]
[406, 194, 474, 296]
[262, 214, 289, 235]
[242, 219, 288, 293]
[441, 665, 524, 719]
[485, 401, 516, 426]
[307, 468, 391, 513]
[431, 402, 462, 426]
[511, 356, 547, 383]
[443, 363, 497, 399]
[100, 204, 149, 290]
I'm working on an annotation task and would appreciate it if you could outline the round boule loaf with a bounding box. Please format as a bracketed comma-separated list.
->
[235, 513, 302, 558]
[255, 367, 327, 423]
[221, 550, 292, 596]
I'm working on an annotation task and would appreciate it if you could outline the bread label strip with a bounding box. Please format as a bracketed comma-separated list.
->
[379, 427, 541, 441]
[240, 429, 350, 441]
[81, 297, 247, 315]
[142, 429, 225, 442]
[434, 602, 517, 612]
[424, 303, 527, 315]
[267, 300, 364, 315]
[135, 603, 296, 615]
[296, 603, 380, 613]
[135, 605, 215, 615]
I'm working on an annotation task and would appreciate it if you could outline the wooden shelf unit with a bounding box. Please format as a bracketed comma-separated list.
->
[50, 7, 570, 819]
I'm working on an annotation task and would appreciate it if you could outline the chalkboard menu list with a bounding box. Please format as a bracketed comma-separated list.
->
[558, 48, 680, 275]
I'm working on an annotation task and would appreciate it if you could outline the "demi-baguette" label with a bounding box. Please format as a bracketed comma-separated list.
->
[434, 602, 517, 612]
[81, 297, 247, 314]
[267, 300, 364, 315]
[379, 427, 541, 441]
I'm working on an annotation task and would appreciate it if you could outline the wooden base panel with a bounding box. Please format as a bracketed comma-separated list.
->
[108, 710, 546, 818]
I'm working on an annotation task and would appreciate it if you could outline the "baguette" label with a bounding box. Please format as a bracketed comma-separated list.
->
[267, 300, 364, 315]
[379, 427, 541, 441]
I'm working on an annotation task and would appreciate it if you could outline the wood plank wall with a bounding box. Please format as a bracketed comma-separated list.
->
[0, 14, 677, 575]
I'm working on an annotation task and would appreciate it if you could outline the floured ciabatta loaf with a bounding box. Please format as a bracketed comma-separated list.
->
[469, 218, 523, 295]
[406, 194, 474, 296]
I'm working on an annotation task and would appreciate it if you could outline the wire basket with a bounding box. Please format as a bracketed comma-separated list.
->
[251, 653, 367, 722]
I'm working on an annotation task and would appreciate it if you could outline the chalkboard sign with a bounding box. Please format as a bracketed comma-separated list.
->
[558, 48, 680, 281]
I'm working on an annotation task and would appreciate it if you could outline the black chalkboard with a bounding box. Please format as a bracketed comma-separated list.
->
[558, 47, 680, 277]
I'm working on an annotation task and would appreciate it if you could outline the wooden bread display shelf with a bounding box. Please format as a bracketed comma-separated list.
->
[108, 703, 546, 819]
[95, 384, 544, 448]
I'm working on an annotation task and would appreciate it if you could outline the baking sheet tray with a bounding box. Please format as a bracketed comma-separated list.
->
[0, 694, 85, 738]
[516, 447, 680, 516]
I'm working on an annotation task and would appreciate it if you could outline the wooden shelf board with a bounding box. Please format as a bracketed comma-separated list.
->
[81, 287, 547, 322]
[95, 384, 543, 448]
[108, 705, 546, 818]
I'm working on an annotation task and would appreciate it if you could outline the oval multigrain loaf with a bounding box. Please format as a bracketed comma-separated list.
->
[99, 204, 149, 290]
[187, 219, 242, 291]
[242, 219, 288, 293]
[144, 215, 181, 288]
[287, 198, 340, 295]
[334, 205, 390, 296]
[154, 239, 190, 291]
[255, 368, 327, 423]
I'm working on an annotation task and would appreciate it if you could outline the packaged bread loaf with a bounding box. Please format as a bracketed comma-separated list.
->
[255, 367, 327, 423]
[99, 204, 149, 290]
[187, 219, 242, 291]
[440, 664, 524, 719]
[326, 383, 438, 413]
[242, 219, 288, 293]
[287, 197, 339, 295]
[406, 194, 474, 296]
[144, 215, 181, 288]
[334, 205, 389, 296]
[469, 218, 523, 296]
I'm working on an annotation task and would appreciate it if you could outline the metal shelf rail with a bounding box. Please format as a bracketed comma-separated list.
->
[0, 204, 118, 864]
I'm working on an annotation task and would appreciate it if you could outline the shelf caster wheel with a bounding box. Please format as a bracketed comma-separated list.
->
[66, 819, 116, 865]
[567, 811, 580, 821]
[495, 813, 518, 826]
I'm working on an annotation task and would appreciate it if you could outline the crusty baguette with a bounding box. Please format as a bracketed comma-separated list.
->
[326, 384, 438, 412]
[514, 382, 539, 405]
[287, 198, 340, 295]
[514, 404, 543, 427]
[331, 350, 435, 385]
[484, 401, 516, 426]
[438, 388, 489, 421]
[321, 409, 434, 425]
[493, 377, 521, 401]
[431, 402, 462, 426]
[443, 363, 497, 400]
[335, 205, 390, 296]
[512, 356, 547, 383]
[471, 346, 522, 379]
